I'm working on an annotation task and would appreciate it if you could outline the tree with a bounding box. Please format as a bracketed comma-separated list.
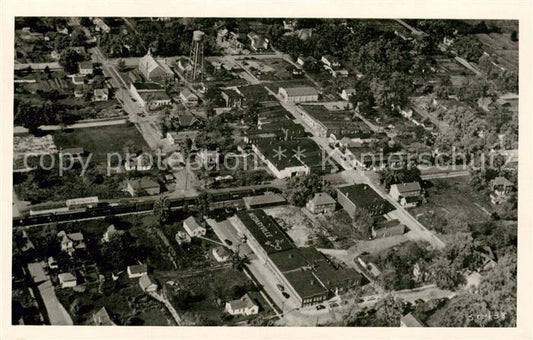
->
[510, 30, 518, 42]
[453, 36, 484, 62]
[79, 17, 92, 27]
[231, 253, 250, 271]
[153, 196, 171, 225]
[284, 173, 330, 207]
[100, 232, 136, 270]
[117, 59, 127, 72]
[374, 295, 404, 326]
[71, 27, 86, 46]
[370, 72, 413, 111]
[59, 48, 83, 74]
[196, 192, 213, 216]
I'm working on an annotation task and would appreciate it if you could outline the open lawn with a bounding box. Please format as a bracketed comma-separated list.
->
[410, 177, 492, 235]
[53, 124, 148, 164]
[158, 267, 260, 325]
[55, 277, 175, 326]
[264, 206, 315, 247]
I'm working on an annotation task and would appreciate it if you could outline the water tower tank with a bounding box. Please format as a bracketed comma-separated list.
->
[193, 30, 205, 42]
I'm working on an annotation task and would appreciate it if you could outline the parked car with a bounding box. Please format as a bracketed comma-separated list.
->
[277, 284, 285, 292]
[282, 292, 290, 299]
[316, 305, 326, 310]
[224, 239, 233, 246]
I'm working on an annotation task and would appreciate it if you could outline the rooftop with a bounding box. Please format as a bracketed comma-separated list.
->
[128, 263, 147, 274]
[401, 313, 425, 327]
[243, 193, 287, 207]
[281, 86, 318, 97]
[391, 181, 422, 193]
[92, 307, 116, 326]
[128, 177, 159, 190]
[79, 61, 93, 69]
[283, 270, 329, 298]
[337, 184, 395, 216]
[227, 293, 257, 310]
[184, 216, 204, 232]
[236, 210, 294, 254]
[309, 192, 336, 206]
[132, 82, 164, 91]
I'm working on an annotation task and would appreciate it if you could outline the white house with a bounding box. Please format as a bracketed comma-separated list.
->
[296, 56, 305, 66]
[175, 231, 192, 245]
[58, 272, 77, 288]
[320, 55, 340, 69]
[247, 32, 269, 51]
[212, 246, 231, 262]
[102, 225, 125, 243]
[127, 264, 148, 279]
[183, 216, 206, 237]
[225, 293, 259, 316]
[58, 231, 86, 255]
[340, 88, 355, 101]
[139, 274, 158, 293]
[94, 88, 109, 101]
[197, 149, 219, 167]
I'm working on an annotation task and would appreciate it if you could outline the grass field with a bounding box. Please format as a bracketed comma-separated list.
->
[410, 177, 492, 235]
[53, 124, 148, 163]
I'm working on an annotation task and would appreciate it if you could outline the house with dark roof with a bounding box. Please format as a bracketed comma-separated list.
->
[337, 184, 395, 218]
[490, 176, 514, 205]
[127, 264, 148, 279]
[243, 192, 287, 210]
[78, 61, 93, 75]
[306, 193, 336, 214]
[221, 89, 243, 108]
[180, 88, 199, 105]
[389, 182, 423, 208]
[371, 218, 407, 239]
[278, 86, 318, 103]
[237, 85, 271, 103]
[57, 231, 86, 255]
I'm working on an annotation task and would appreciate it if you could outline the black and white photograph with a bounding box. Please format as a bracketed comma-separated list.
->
[3, 1, 532, 338]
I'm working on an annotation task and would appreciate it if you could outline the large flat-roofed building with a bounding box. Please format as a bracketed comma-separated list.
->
[231, 210, 294, 257]
[251, 138, 326, 179]
[337, 184, 395, 218]
[278, 86, 318, 103]
[299, 105, 372, 139]
[230, 210, 362, 307]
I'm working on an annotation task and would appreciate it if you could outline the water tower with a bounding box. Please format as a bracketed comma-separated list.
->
[186, 30, 205, 82]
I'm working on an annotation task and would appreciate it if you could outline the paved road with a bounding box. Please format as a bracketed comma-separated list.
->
[39, 118, 127, 131]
